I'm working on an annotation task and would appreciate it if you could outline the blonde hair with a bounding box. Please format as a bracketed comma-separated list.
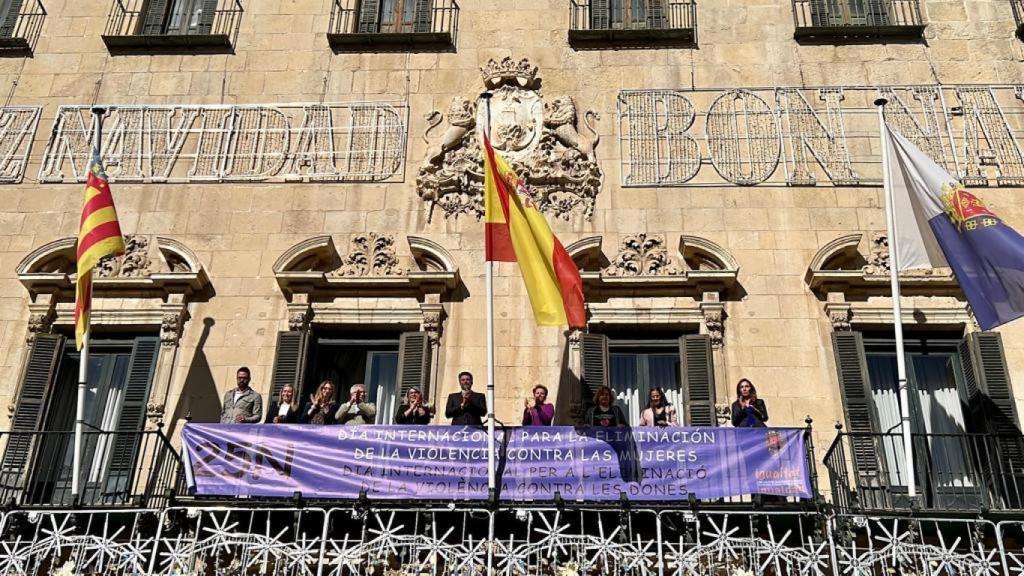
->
[314, 380, 335, 401]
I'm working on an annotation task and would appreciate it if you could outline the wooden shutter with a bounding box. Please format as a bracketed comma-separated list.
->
[808, 0, 845, 26]
[270, 330, 310, 400]
[580, 333, 609, 405]
[0, 334, 64, 493]
[357, 0, 382, 33]
[141, 0, 170, 35]
[645, 0, 666, 29]
[0, 0, 24, 38]
[412, 0, 433, 32]
[590, 0, 610, 30]
[104, 336, 160, 501]
[831, 332, 883, 479]
[197, 0, 219, 34]
[680, 334, 716, 426]
[397, 331, 431, 397]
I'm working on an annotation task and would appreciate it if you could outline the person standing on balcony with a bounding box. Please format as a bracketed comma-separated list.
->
[301, 380, 338, 425]
[639, 387, 677, 427]
[586, 386, 627, 428]
[265, 384, 299, 424]
[394, 386, 434, 424]
[731, 378, 768, 428]
[220, 366, 264, 424]
[445, 371, 487, 425]
[336, 383, 377, 425]
[522, 384, 554, 426]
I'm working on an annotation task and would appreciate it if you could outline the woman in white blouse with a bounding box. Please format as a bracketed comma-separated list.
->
[265, 384, 300, 424]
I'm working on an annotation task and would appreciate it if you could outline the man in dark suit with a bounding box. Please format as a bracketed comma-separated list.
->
[445, 371, 487, 425]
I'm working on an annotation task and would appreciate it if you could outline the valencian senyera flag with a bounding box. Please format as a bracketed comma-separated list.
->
[75, 149, 125, 349]
[883, 125, 1024, 330]
[483, 136, 585, 328]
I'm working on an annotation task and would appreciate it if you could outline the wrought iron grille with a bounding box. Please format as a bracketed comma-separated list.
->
[0, 0, 45, 54]
[569, 0, 696, 45]
[0, 429, 181, 509]
[792, 0, 924, 39]
[825, 430, 1024, 514]
[1014, 0, 1024, 38]
[328, 0, 459, 50]
[102, 0, 243, 50]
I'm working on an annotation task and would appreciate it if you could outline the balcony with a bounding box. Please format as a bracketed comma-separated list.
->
[568, 0, 696, 48]
[102, 0, 243, 53]
[0, 0, 45, 55]
[327, 0, 459, 52]
[792, 0, 925, 41]
[0, 429, 181, 509]
[825, 430, 1024, 514]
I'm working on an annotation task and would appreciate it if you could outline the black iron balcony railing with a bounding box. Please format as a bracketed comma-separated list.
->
[102, 0, 243, 51]
[0, 428, 181, 509]
[569, 0, 696, 47]
[0, 0, 44, 54]
[1014, 0, 1024, 39]
[825, 430, 1024, 514]
[792, 0, 925, 40]
[328, 0, 459, 52]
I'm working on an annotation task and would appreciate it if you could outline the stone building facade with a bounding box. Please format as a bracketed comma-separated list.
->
[1, 0, 1024, 469]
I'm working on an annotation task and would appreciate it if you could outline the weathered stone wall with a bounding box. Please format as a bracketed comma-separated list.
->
[1, 0, 1024, 464]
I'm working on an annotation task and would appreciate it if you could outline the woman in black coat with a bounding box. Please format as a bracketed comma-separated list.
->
[394, 387, 434, 425]
[731, 378, 768, 428]
[265, 384, 300, 424]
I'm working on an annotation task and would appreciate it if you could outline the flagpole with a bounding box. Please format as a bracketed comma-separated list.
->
[72, 107, 105, 502]
[875, 97, 917, 500]
[480, 91, 497, 575]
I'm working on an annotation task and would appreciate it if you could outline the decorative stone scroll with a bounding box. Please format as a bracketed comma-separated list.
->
[602, 234, 683, 277]
[617, 85, 1024, 187]
[329, 234, 406, 278]
[38, 102, 408, 183]
[417, 57, 603, 221]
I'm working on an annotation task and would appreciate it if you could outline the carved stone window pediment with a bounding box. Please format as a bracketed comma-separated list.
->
[17, 235, 209, 299]
[273, 234, 460, 298]
[568, 234, 739, 297]
[808, 234, 969, 330]
[806, 233, 959, 300]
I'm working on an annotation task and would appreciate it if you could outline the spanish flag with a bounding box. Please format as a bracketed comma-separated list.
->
[483, 137, 585, 328]
[75, 150, 125, 350]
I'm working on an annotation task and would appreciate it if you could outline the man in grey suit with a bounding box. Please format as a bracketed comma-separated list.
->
[220, 366, 264, 424]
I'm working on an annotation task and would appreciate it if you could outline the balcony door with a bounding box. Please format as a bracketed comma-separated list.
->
[24, 336, 159, 506]
[141, 0, 218, 36]
[864, 336, 976, 507]
[304, 336, 400, 425]
[593, 0, 666, 30]
[357, 0, 433, 33]
[0, 0, 22, 38]
[609, 343, 682, 426]
[809, 0, 891, 27]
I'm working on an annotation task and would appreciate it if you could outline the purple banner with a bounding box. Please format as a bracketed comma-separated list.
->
[182, 425, 811, 501]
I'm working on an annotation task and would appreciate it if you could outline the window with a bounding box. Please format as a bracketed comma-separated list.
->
[270, 329, 432, 427]
[305, 334, 401, 425]
[141, 0, 217, 35]
[1, 335, 159, 506]
[864, 335, 972, 497]
[580, 331, 715, 426]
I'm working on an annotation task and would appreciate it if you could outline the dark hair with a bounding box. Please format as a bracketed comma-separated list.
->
[533, 384, 548, 395]
[594, 385, 613, 406]
[458, 371, 473, 381]
[648, 387, 667, 408]
[735, 378, 757, 402]
[237, 366, 251, 375]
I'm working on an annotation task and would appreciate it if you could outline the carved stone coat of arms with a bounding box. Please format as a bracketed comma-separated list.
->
[417, 57, 602, 221]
